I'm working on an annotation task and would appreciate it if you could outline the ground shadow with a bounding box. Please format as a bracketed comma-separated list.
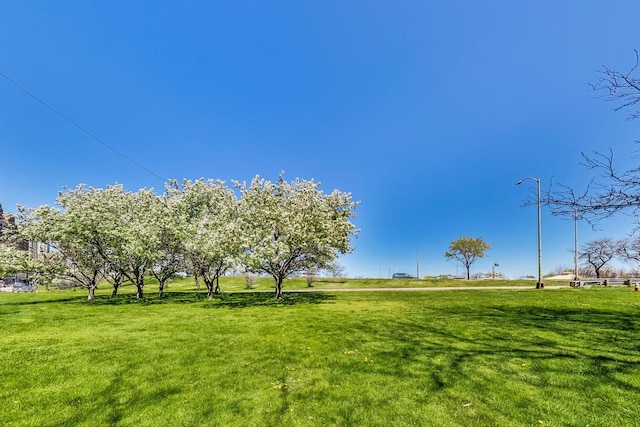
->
[201, 291, 336, 309]
[77, 290, 336, 308]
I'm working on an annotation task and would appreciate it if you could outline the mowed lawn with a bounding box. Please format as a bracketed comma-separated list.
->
[1, 281, 639, 426]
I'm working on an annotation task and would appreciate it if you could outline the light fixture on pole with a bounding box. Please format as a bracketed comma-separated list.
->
[516, 177, 544, 289]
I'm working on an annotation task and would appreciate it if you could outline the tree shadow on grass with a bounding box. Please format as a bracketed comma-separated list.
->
[83, 290, 336, 308]
[202, 291, 336, 309]
[368, 303, 640, 402]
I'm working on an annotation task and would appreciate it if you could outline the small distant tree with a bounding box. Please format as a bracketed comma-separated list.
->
[244, 272, 257, 289]
[580, 238, 620, 278]
[444, 237, 491, 280]
[303, 267, 319, 287]
[549, 265, 570, 276]
[323, 261, 346, 278]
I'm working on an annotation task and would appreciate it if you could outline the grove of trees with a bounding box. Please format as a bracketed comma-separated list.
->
[4, 175, 358, 300]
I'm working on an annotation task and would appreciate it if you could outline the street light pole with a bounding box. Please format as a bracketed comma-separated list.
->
[574, 210, 579, 281]
[516, 177, 544, 289]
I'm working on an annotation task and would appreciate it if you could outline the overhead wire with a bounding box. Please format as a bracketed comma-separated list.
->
[0, 70, 167, 182]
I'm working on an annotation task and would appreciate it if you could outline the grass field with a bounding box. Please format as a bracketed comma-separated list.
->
[1, 278, 639, 426]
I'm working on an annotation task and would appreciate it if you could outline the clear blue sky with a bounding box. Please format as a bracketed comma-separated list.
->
[2, 1, 639, 278]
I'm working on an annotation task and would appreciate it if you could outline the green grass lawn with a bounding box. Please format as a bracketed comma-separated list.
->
[164, 276, 556, 293]
[1, 283, 639, 426]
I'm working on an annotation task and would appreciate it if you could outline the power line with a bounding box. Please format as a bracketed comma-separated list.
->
[0, 70, 167, 182]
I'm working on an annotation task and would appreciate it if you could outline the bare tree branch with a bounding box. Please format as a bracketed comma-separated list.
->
[545, 51, 640, 225]
[591, 49, 640, 120]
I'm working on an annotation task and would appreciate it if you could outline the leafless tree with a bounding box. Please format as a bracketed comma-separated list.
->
[592, 49, 640, 120]
[579, 238, 620, 278]
[323, 261, 346, 279]
[303, 267, 319, 287]
[618, 236, 640, 269]
[244, 272, 257, 289]
[546, 51, 640, 224]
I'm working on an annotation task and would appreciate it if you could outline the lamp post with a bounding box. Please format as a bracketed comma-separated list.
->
[574, 210, 579, 281]
[516, 177, 543, 289]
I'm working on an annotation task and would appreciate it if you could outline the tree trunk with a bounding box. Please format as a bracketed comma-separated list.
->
[204, 277, 215, 299]
[214, 276, 221, 294]
[158, 280, 165, 298]
[87, 285, 96, 300]
[275, 277, 283, 299]
[136, 285, 144, 300]
[194, 274, 200, 290]
[111, 284, 119, 297]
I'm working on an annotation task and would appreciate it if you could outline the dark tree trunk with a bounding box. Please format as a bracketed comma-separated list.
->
[214, 276, 221, 294]
[204, 277, 215, 299]
[275, 277, 283, 299]
[136, 285, 144, 300]
[158, 280, 165, 298]
[111, 284, 120, 297]
[87, 285, 96, 300]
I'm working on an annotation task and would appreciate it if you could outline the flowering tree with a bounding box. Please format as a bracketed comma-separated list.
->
[169, 179, 241, 299]
[148, 189, 189, 298]
[0, 245, 28, 277]
[116, 188, 161, 300]
[445, 237, 491, 280]
[236, 175, 358, 299]
[17, 189, 109, 300]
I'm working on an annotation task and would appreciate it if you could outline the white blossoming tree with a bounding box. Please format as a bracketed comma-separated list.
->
[17, 187, 112, 300]
[0, 244, 28, 278]
[116, 188, 163, 300]
[169, 179, 241, 299]
[236, 175, 358, 299]
[147, 188, 190, 298]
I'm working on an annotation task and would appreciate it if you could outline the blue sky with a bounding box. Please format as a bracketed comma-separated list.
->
[2, 1, 639, 278]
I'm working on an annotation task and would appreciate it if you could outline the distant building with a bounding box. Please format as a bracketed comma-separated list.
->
[0, 202, 48, 257]
[0, 203, 11, 233]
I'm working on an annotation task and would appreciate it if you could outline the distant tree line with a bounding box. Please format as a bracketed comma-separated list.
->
[0, 175, 359, 300]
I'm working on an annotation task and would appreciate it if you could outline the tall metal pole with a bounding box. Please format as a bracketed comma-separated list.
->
[536, 178, 543, 289]
[574, 210, 579, 281]
[416, 245, 420, 280]
[516, 177, 543, 289]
